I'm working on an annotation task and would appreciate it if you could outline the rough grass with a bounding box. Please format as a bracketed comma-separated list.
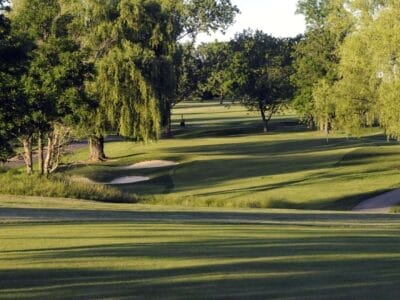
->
[61, 101, 400, 210]
[1, 196, 400, 299]
[0, 170, 136, 203]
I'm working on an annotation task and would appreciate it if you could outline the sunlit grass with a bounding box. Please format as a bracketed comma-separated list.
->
[1, 196, 400, 299]
[60, 101, 400, 209]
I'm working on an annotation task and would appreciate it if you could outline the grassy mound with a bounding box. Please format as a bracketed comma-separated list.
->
[0, 170, 136, 203]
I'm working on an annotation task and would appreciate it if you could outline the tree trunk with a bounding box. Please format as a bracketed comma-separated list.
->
[22, 137, 33, 174]
[324, 119, 330, 135]
[162, 102, 172, 138]
[38, 132, 44, 175]
[44, 133, 53, 175]
[260, 109, 268, 133]
[89, 135, 107, 161]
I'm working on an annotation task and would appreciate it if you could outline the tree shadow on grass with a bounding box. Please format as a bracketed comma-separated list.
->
[1, 225, 400, 299]
[166, 135, 386, 157]
[172, 117, 312, 139]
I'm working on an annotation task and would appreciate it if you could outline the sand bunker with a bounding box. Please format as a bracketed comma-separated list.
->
[71, 175, 150, 185]
[108, 176, 150, 185]
[122, 160, 179, 170]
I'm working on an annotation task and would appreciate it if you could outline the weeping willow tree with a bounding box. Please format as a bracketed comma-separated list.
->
[63, 0, 180, 160]
[94, 42, 160, 141]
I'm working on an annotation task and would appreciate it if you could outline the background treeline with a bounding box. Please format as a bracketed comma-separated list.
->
[2, 0, 400, 176]
[293, 0, 400, 140]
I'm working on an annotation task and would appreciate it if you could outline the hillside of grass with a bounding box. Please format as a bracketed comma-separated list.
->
[1, 195, 400, 299]
[52, 101, 400, 210]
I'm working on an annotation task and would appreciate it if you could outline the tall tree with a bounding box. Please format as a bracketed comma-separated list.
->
[65, 0, 179, 160]
[332, 0, 382, 136]
[65, 0, 239, 159]
[369, 0, 400, 140]
[230, 30, 295, 133]
[160, 0, 239, 136]
[197, 41, 234, 103]
[0, 0, 17, 163]
[292, 0, 352, 131]
[11, 0, 88, 174]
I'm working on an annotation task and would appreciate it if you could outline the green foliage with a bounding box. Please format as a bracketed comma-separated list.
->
[331, 1, 400, 139]
[174, 42, 203, 102]
[292, 0, 353, 127]
[0, 0, 28, 160]
[180, 0, 239, 40]
[95, 42, 160, 140]
[333, 23, 378, 135]
[230, 30, 295, 131]
[0, 137, 14, 163]
[197, 41, 234, 101]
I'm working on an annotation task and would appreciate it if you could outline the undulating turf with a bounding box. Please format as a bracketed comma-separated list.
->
[60, 101, 400, 210]
[1, 196, 400, 299]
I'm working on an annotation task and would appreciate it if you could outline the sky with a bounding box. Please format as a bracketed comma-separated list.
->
[197, 0, 306, 43]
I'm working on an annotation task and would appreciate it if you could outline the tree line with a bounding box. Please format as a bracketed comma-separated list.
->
[0, 0, 239, 174]
[293, 0, 400, 140]
[2, 0, 400, 175]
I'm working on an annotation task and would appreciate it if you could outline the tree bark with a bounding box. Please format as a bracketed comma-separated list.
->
[22, 137, 33, 174]
[44, 133, 53, 175]
[324, 119, 330, 135]
[89, 135, 107, 161]
[38, 132, 44, 175]
[260, 109, 268, 133]
[162, 102, 172, 138]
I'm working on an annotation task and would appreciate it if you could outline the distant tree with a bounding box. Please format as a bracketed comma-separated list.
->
[333, 0, 400, 140]
[179, 0, 239, 41]
[160, 0, 239, 136]
[175, 43, 203, 102]
[197, 41, 234, 103]
[292, 0, 352, 132]
[332, 1, 381, 136]
[229, 30, 295, 133]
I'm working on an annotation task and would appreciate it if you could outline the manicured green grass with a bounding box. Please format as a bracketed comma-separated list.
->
[61, 101, 400, 210]
[1, 196, 400, 299]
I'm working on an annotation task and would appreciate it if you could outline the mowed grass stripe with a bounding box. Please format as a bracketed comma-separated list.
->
[1, 216, 400, 299]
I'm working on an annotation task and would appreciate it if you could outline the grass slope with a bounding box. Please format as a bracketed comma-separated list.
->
[61, 101, 400, 210]
[1, 196, 400, 299]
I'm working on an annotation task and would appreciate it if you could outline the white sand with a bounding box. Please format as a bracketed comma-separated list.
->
[353, 189, 400, 213]
[108, 176, 150, 185]
[121, 160, 179, 170]
[70, 159, 178, 185]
